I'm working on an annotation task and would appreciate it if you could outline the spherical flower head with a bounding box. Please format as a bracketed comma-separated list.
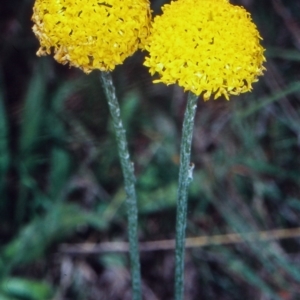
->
[32, 0, 151, 73]
[144, 0, 266, 100]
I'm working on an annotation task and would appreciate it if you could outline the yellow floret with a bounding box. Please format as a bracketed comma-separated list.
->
[32, 0, 151, 73]
[144, 0, 266, 100]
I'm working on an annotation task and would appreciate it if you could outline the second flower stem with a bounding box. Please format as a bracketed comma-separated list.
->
[174, 92, 198, 300]
[100, 71, 141, 300]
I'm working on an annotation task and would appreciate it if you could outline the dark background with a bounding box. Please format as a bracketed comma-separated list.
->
[1, 0, 300, 299]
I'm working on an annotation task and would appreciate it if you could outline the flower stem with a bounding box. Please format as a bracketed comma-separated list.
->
[100, 71, 141, 300]
[174, 92, 198, 300]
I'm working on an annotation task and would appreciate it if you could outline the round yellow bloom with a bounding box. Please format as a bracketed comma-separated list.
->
[32, 0, 151, 73]
[144, 0, 266, 100]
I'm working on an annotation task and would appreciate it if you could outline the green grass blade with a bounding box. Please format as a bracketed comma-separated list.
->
[237, 81, 300, 118]
[48, 148, 72, 199]
[266, 47, 300, 61]
[19, 60, 47, 157]
[0, 68, 10, 205]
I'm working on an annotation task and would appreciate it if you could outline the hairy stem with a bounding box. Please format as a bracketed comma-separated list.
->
[100, 71, 141, 300]
[174, 92, 198, 300]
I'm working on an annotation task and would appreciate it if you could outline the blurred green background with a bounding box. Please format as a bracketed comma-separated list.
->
[1, 0, 300, 299]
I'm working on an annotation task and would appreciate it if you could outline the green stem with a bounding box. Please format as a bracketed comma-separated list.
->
[100, 71, 141, 300]
[174, 92, 198, 300]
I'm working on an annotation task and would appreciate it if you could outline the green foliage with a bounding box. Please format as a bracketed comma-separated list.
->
[1, 204, 106, 271]
[0, 278, 53, 300]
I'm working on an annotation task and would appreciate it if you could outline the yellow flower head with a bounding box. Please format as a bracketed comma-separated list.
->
[32, 0, 151, 73]
[144, 0, 266, 100]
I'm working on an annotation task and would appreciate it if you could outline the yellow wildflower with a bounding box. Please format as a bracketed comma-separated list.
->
[144, 0, 266, 100]
[32, 0, 151, 73]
